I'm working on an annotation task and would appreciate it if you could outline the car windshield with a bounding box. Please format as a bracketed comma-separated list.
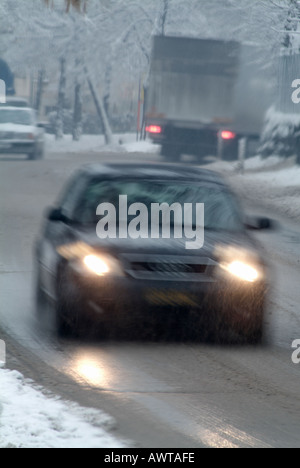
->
[73, 179, 243, 232]
[0, 109, 34, 126]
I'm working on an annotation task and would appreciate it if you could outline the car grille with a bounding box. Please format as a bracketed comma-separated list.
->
[122, 255, 216, 282]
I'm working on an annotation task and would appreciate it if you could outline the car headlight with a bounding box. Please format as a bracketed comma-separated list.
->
[221, 260, 259, 283]
[83, 255, 109, 276]
[57, 242, 125, 277]
[215, 245, 264, 283]
[82, 253, 124, 277]
[74, 253, 124, 277]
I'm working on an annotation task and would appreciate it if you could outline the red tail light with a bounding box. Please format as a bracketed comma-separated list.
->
[221, 131, 236, 140]
[146, 125, 162, 134]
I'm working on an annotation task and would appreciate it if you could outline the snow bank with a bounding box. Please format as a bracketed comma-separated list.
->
[219, 155, 300, 221]
[45, 133, 161, 155]
[121, 139, 161, 154]
[243, 155, 284, 170]
[242, 164, 300, 219]
[0, 369, 126, 449]
[250, 165, 300, 187]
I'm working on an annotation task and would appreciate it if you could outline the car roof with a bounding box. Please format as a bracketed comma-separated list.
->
[77, 163, 227, 187]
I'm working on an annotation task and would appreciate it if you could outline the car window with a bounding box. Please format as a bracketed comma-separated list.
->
[0, 109, 34, 126]
[72, 179, 244, 232]
[58, 174, 89, 220]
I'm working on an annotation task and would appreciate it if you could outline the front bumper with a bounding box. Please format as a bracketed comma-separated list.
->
[0, 141, 35, 154]
[65, 270, 267, 338]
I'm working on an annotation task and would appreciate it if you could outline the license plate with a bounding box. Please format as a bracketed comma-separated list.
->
[145, 289, 198, 307]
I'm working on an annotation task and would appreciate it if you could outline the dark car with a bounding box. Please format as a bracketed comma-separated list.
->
[0, 106, 45, 160]
[35, 164, 272, 342]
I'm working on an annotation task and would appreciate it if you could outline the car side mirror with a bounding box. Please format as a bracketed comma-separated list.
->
[46, 207, 69, 223]
[245, 216, 275, 231]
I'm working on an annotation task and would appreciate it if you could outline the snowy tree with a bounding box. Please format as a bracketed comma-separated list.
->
[39, 0, 114, 142]
[257, 0, 300, 162]
[281, 0, 300, 51]
[0, 1, 211, 141]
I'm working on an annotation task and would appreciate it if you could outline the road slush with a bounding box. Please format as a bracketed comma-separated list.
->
[0, 339, 5, 367]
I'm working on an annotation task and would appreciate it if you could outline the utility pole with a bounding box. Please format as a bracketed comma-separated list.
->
[35, 69, 45, 116]
[85, 67, 113, 145]
[161, 0, 169, 36]
[56, 57, 66, 140]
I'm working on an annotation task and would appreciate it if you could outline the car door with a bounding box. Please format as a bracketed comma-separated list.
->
[38, 173, 88, 299]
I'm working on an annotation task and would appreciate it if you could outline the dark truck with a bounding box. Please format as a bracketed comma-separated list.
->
[145, 36, 275, 162]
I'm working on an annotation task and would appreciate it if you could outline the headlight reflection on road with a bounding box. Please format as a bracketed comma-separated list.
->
[75, 358, 105, 387]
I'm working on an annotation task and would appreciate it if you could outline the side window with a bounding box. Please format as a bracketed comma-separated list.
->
[59, 174, 87, 220]
[72, 180, 106, 224]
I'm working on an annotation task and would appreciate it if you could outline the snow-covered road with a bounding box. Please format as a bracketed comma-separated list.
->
[1, 148, 300, 448]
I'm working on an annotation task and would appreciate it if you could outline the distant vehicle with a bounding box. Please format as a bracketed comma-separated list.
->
[145, 36, 275, 162]
[35, 163, 272, 343]
[0, 106, 45, 160]
[0, 97, 29, 108]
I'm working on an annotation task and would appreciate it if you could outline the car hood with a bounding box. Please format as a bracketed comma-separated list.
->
[0, 123, 36, 133]
[75, 227, 262, 260]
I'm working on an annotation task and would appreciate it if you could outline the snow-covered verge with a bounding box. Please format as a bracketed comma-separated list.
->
[235, 167, 300, 221]
[0, 369, 126, 449]
[210, 155, 300, 222]
[45, 133, 161, 155]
